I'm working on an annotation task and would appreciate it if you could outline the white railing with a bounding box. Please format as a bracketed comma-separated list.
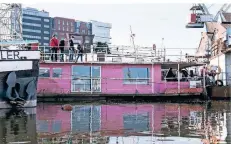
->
[38, 46, 206, 64]
[38, 76, 205, 95]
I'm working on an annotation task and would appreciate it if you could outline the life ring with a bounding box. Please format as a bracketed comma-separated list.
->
[215, 80, 223, 86]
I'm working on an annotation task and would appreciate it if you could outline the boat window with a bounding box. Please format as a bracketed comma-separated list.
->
[39, 68, 50, 78]
[123, 67, 149, 84]
[71, 66, 101, 92]
[52, 68, 62, 78]
[161, 68, 177, 81]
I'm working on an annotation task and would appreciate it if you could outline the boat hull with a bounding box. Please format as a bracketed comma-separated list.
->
[0, 60, 39, 108]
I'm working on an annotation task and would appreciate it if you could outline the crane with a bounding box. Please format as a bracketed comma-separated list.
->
[186, 3, 231, 28]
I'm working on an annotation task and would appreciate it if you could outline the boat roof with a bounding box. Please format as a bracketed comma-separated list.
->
[0, 40, 39, 46]
[161, 62, 205, 69]
[41, 61, 205, 69]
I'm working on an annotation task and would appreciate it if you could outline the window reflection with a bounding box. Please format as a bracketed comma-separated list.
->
[52, 68, 62, 78]
[123, 67, 149, 84]
[123, 113, 150, 132]
[72, 66, 101, 92]
[39, 68, 50, 78]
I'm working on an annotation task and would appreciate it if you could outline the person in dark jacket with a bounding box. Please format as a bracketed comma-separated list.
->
[69, 36, 74, 62]
[59, 38, 65, 62]
[76, 44, 83, 62]
[50, 34, 59, 61]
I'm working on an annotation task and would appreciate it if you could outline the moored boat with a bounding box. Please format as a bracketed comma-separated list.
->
[37, 45, 206, 100]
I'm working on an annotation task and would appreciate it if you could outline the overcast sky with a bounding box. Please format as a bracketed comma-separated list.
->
[24, 3, 223, 55]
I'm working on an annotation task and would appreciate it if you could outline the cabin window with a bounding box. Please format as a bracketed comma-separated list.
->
[72, 66, 101, 92]
[52, 68, 62, 78]
[161, 69, 177, 81]
[123, 68, 149, 84]
[39, 68, 50, 78]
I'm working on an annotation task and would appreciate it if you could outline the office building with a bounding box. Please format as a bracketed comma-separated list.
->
[90, 20, 111, 44]
[22, 7, 52, 46]
[52, 17, 75, 40]
[75, 20, 92, 35]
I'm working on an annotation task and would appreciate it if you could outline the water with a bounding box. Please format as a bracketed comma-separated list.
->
[0, 101, 230, 144]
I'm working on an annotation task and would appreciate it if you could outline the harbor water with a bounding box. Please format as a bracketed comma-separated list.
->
[0, 101, 230, 144]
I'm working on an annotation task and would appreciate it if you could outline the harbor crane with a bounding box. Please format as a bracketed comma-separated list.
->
[186, 3, 231, 29]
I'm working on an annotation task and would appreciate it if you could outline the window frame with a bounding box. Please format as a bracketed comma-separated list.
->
[39, 67, 50, 78]
[71, 65, 101, 92]
[52, 68, 63, 78]
[161, 68, 178, 81]
[123, 67, 150, 85]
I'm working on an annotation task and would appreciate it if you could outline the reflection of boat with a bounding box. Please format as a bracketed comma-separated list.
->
[36, 102, 231, 143]
[0, 108, 37, 144]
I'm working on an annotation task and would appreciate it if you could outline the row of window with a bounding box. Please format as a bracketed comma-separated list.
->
[23, 35, 49, 40]
[75, 21, 91, 29]
[23, 35, 41, 39]
[23, 16, 41, 21]
[23, 29, 41, 33]
[23, 22, 41, 27]
[39, 66, 150, 84]
[39, 68, 62, 78]
[75, 29, 91, 35]
[58, 26, 74, 32]
[57, 20, 74, 26]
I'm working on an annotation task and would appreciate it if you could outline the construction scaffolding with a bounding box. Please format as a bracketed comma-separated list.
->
[0, 3, 23, 42]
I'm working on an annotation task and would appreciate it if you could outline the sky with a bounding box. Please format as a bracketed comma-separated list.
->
[23, 3, 224, 56]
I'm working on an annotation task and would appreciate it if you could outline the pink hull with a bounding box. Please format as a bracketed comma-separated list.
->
[37, 63, 199, 96]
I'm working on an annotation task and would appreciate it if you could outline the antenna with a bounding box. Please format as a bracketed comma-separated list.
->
[161, 38, 166, 62]
[130, 25, 137, 61]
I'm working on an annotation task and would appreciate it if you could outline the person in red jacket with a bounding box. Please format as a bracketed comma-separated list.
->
[50, 34, 59, 61]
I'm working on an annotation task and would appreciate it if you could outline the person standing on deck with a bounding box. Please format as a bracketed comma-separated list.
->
[50, 34, 59, 62]
[69, 36, 75, 62]
[59, 38, 65, 62]
[76, 43, 83, 62]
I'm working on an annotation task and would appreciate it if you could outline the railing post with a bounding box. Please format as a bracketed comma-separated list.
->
[178, 63, 180, 93]
[203, 66, 206, 89]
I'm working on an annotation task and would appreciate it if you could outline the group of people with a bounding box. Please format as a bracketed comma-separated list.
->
[49, 34, 83, 62]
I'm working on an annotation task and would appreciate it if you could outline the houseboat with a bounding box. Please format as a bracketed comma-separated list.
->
[37, 44, 206, 100]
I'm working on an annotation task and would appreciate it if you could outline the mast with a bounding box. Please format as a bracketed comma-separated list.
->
[130, 26, 137, 62]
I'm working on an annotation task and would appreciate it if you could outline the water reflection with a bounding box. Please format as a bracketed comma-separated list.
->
[36, 102, 231, 144]
[0, 102, 230, 144]
[0, 108, 37, 144]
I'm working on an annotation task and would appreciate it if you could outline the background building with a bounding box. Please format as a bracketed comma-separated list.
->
[90, 20, 112, 44]
[52, 17, 75, 40]
[75, 20, 91, 35]
[22, 7, 51, 46]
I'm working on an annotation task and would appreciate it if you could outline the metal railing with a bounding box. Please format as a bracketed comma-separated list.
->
[38, 46, 205, 64]
[37, 76, 205, 95]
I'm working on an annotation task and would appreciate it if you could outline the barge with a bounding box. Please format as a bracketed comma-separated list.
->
[37, 45, 206, 101]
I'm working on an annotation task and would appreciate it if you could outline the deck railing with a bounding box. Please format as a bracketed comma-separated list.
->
[37, 76, 205, 95]
[38, 46, 207, 63]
